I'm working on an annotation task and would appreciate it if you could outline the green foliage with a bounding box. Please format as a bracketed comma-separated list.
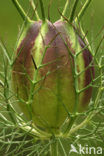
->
[0, 0, 104, 155]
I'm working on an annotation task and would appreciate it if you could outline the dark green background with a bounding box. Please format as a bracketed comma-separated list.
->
[0, 0, 104, 155]
[0, 0, 104, 52]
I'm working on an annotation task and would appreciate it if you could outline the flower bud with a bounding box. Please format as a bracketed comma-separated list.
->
[12, 20, 94, 133]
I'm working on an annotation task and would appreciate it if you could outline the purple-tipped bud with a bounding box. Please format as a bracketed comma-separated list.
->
[12, 20, 94, 133]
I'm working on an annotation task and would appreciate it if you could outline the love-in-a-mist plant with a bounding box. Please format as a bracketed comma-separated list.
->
[0, 0, 104, 155]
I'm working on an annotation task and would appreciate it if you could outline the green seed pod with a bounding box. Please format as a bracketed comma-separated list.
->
[12, 0, 94, 134]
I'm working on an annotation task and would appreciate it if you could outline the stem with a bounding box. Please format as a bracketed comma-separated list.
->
[18, 122, 51, 139]
[30, 0, 40, 20]
[64, 73, 102, 138]
[58, 138, 67, 156]
[63, 116, 77, 135]
[75, 0, 92, 23]
[50, 139, 58, 156]
[70, 0, 79, 22]
[61, 0, 70, 21]
[12, 0, 31, 23]
[73, 55, 79, 112]
[39, 0, 45, 22]
[0, 40, 11, 65]
[68, 114, 92, 137]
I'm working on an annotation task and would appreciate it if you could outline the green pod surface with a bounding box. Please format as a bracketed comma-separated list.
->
[12, 20, 94, 133]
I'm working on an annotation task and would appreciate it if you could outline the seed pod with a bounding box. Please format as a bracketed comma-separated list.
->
[12, 0, 94, 133]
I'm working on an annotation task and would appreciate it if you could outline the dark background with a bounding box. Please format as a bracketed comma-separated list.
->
[0, 0, 104, 52]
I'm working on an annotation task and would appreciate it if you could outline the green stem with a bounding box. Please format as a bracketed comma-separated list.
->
[61, 0, 70, 21]
[50, 139, 58, 156]
[30, 0, 40, 20]
[70, 0, 79, 22]
[12, 0, 31, 23]
[64, 71, 102, 138]
[39, 0, 45, 22]
[74, 55, 79, 112]
[63, 116, 77, 135]
[0, 40, 11, 65]
[68, 114, 92, 137]
[75, 0, 92, 23]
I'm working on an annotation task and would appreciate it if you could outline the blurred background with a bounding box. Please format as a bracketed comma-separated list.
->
[0, 0, 104, 52]
[0, 0, 104, 155]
